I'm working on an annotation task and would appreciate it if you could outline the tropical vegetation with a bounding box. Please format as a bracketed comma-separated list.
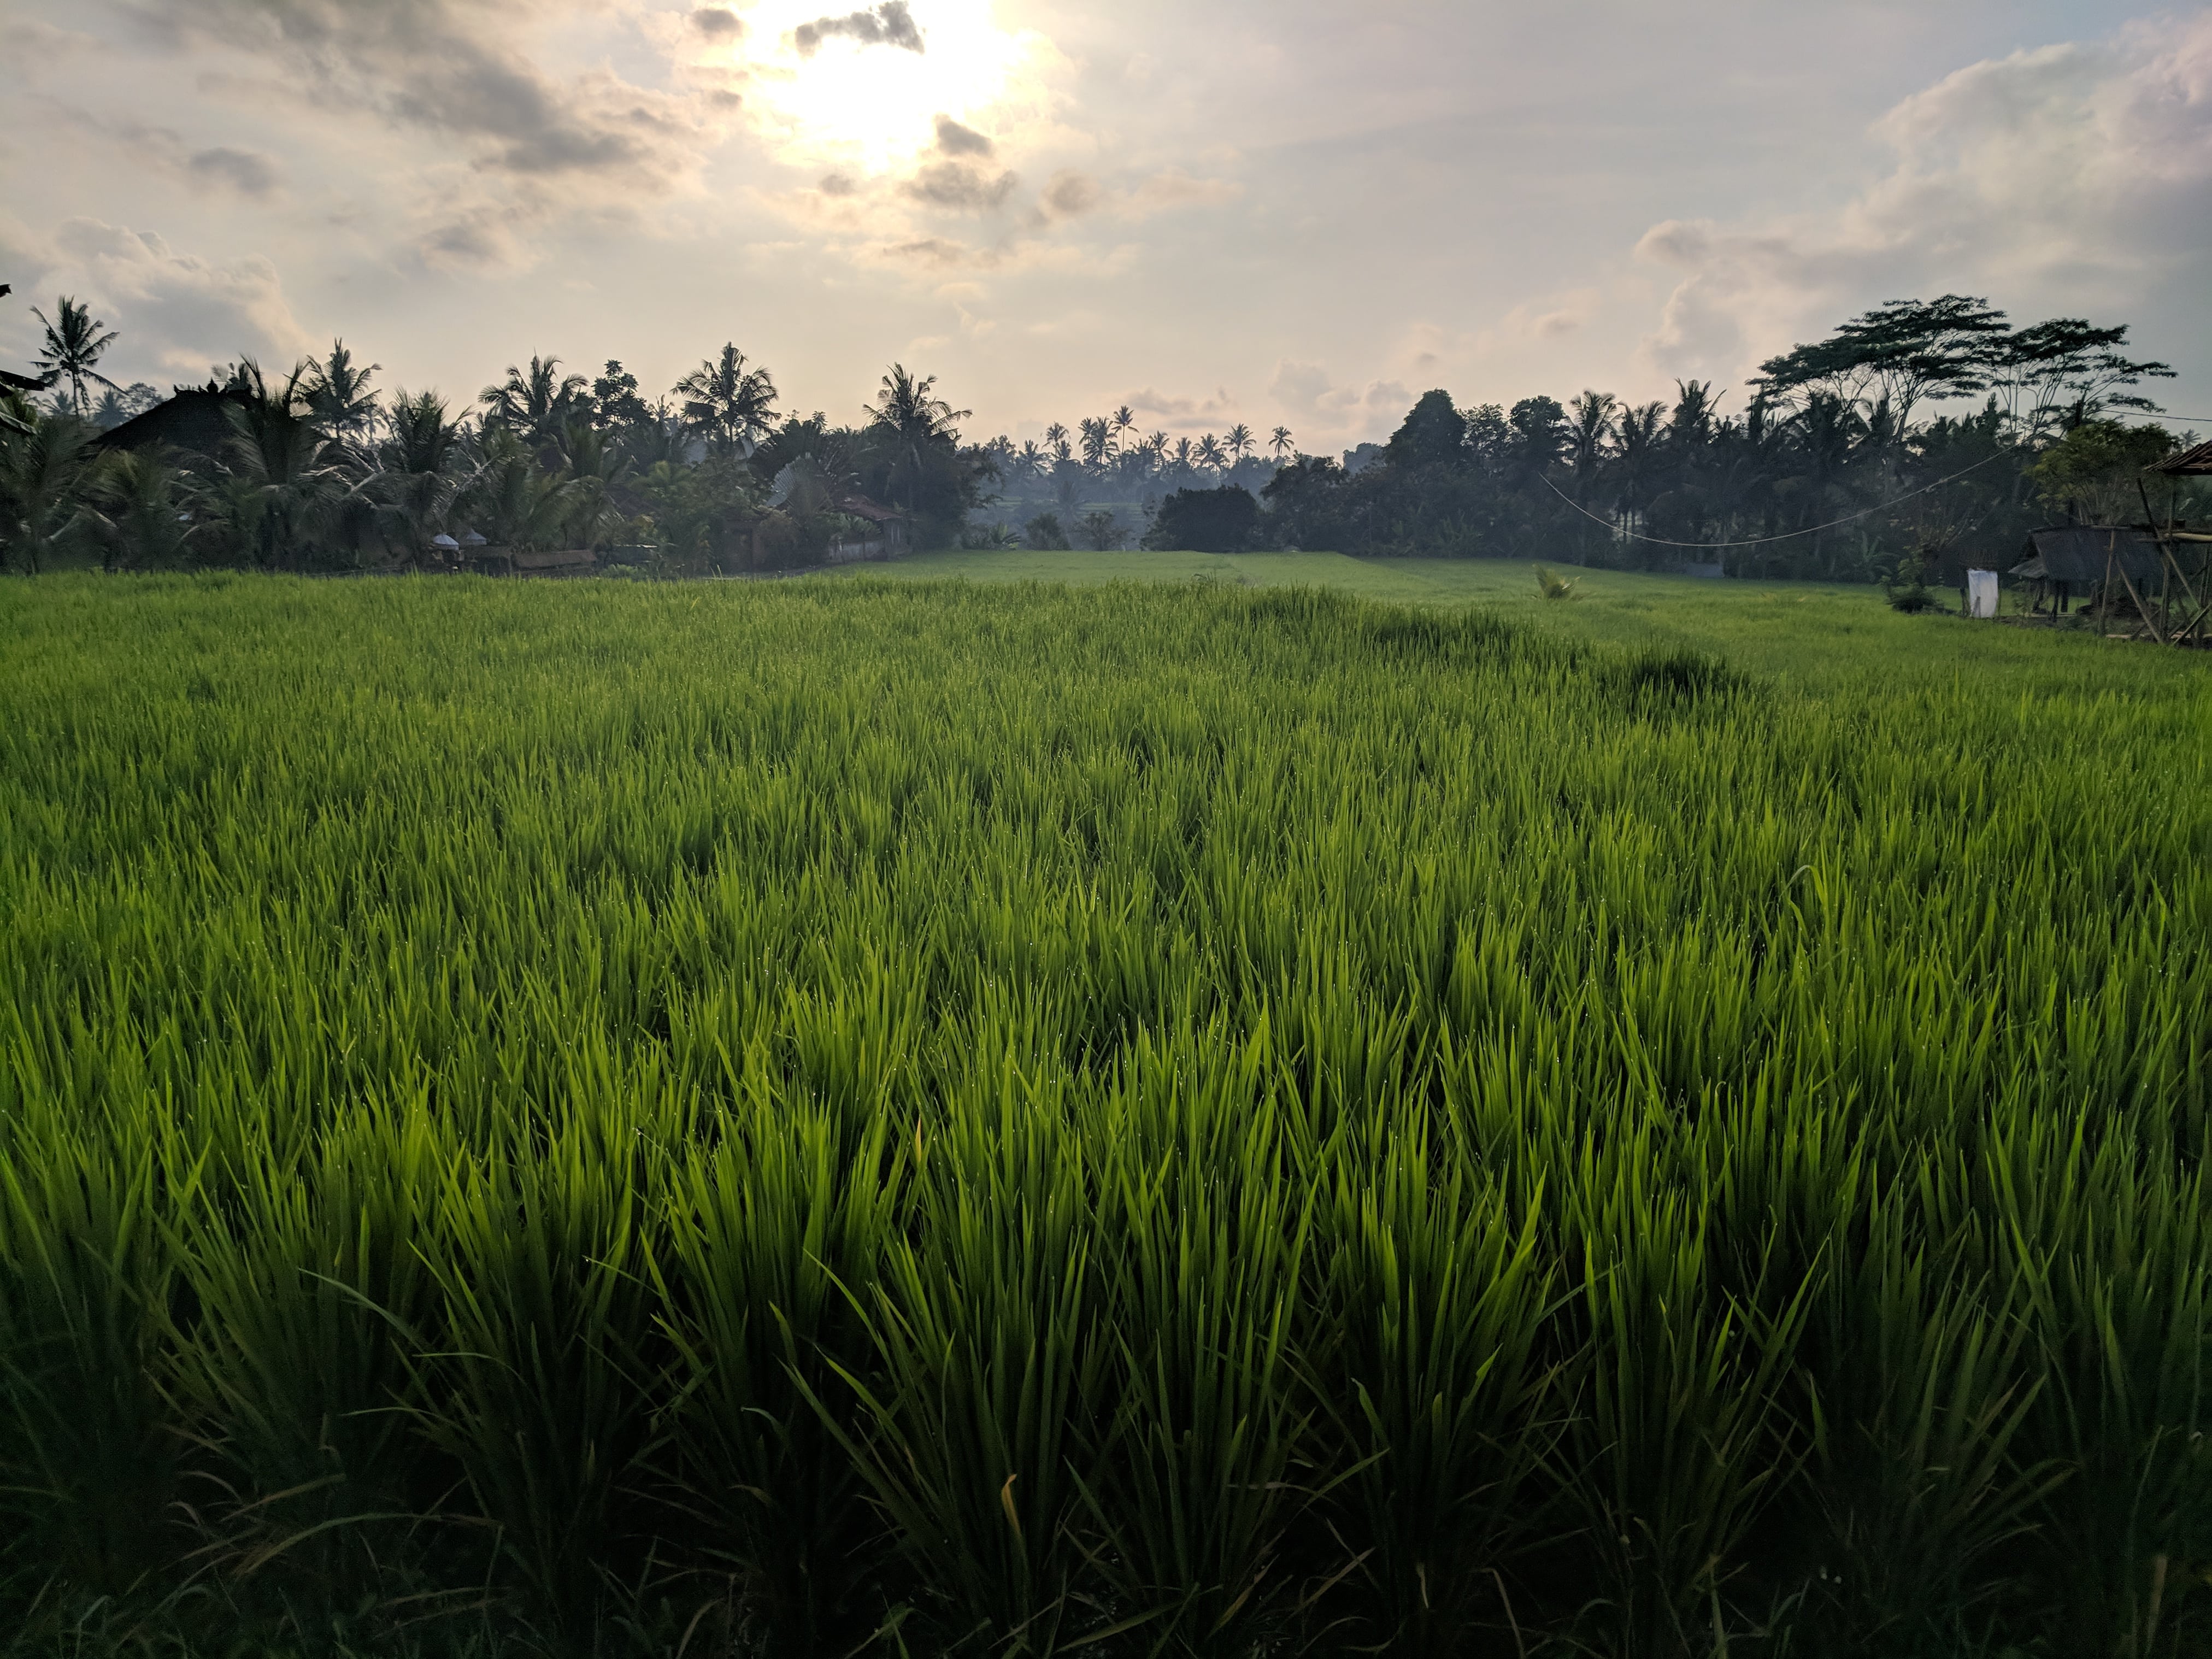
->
[5, 289, 2195, 579]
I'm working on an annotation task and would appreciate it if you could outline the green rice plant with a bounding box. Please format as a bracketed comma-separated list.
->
[407, 1081, 668, 1657]
[161, 1099, 444, 1637]
[0, 570, 2206, 1656]
[1074, 1025, 1329, 1658]
[810, 1056, 1116, 1656]
[0, 1101, 188, 1602]
[654, 1094, 901, 1657]
[1558, 1142, 1813, 1658]
[1790, 1191, 2058, 1655]
[1315, 1102, 1560, 1656]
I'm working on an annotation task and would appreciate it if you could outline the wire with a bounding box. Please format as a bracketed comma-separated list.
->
[1538, 448, 2018, 550]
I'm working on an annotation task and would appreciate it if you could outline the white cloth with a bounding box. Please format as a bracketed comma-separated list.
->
[1967, 568, 1998, 619]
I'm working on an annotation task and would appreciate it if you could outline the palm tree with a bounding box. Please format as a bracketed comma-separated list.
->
[1079, 416, 1112, 469]
[306, 340, 381, 443]
[0, 404, 97, 571]
[463, 426, 580, 550]
[33, 297, 119, 419]
[86, 450, 198, 571]
[1269, 426, 1294, 461]
[370, 390, 467, 566]
[481, 355, 588, 450]
[1611, 400, 1668, 537]
[1195, 433, 1226, 474]
[1566, 391, 1617, 497]
[1223, 422, 1254, 466]
[1043, 422, 1072, 463]
[1111, 405, 1137, 450]
[675, 344, 779, 461]
[1172, 436, 1195, 476]
[864, 364, 970, 516]
[220, 361, 349, 568]
[1016, 439, 1046, 482]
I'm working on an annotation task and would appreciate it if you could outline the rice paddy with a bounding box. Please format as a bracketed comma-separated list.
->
[2, 570, 2208, 1658]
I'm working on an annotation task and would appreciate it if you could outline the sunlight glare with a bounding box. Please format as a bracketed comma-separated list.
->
[718, 0, 1038, 173]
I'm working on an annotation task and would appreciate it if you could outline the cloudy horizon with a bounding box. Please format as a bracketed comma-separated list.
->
[4, 0, 2207, 450]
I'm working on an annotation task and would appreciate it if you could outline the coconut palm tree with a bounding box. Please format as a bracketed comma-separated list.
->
[463, 426, 580, 550]
[1611, 400, 1668, 536]
[370, 390, 468, 567]
[0, 403, 97, 571]
[32, 297, 119, 419]
[1223, 422, 1255, 466]
[1043, 422, 1072, 463]
[1111, 405, 1137, 450]
[1195, 433, 1226, 474]
[1269, 425, 1294, 460]
[217, 360, 350, 567]
[675, 344, 779, 461]
[305, 340, 381, 443]
[85, 450, 198, 571]
[864, 363, 970, 517]
[481, 355, 588, 451]
[1566, 391, 1617, 498]
[1079, 416, 1113, 469]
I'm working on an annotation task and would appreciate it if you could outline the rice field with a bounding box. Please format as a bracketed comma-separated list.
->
[2, 570, 2208, 1658]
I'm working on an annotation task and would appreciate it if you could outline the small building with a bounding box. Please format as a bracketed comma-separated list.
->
[95, 387, 253, 460]
[825, 495, 910, 564]
[2009, 526, 2163, 614]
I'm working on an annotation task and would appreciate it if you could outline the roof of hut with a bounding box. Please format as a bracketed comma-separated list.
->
[95, 387, 253, 459]
[2010, 526, 2164, 586]
[2154, 439, 2212, 476]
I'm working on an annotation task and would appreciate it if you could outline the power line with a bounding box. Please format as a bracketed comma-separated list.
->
[1539, 448, 2017, 551]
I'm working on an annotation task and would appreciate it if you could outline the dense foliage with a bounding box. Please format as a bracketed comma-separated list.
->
[3, 575, 2207, 1658]
[0, 313, 994, 573]
[5, 289, 2194, 578]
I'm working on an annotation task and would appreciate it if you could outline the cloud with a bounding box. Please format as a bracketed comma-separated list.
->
[132, 1, 726, 191]
[793, 2, 923, 58]
[1125, 169, 1239, 215]
[1634, 11, 2212, 385]
[1123, 385, 1235, 420]
[903, 161, 1019, 212]
[185, 145, 284, 197]
[884, 237, 979, 269]
[38, 104, 287, 199]
[1269, 360, 1409, 434]
[1041, 170, 1101, 217]
[689, 7, 741, 39]
[2, 216, 313, 380]
[934, 116, 993, 157]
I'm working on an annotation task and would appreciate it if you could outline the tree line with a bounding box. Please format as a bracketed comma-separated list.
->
[1, 289, 2197, 576]
[0, 293, 991, 574]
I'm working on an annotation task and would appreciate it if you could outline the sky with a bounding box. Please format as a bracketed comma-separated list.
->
[3, 0, 2208, 451]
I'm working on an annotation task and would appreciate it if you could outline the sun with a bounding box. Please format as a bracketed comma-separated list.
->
[711, 0, 1041, 173]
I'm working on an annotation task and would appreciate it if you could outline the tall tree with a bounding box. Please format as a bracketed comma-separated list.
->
[1269, 425, 1294, 460]
[590, 360, 654, 432]
[481, 356, 588, 450]
[1387, 391, 1468, 470]
[1223, 423, 1255, 466]
[0, 404, 96, 570]
[370, 390, 468, 566]
[864, 364, 975, 533]
[32, 296, 119, 419]
[1751, 295, 2010, 428]
[1195, 433, 1226, 474]
[1990, 320, 2175, 434]
[675, 345, 779, 460]
[305, 340, 380, 441]
[1079, 416, 1113, 469]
